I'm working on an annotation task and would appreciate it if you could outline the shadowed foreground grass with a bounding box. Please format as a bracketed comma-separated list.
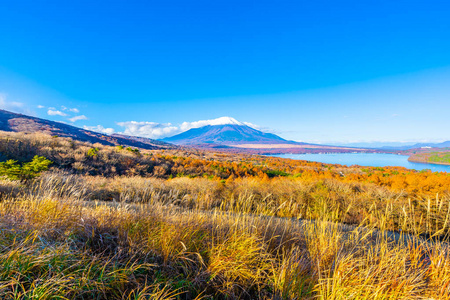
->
[0, 179, 449, 299]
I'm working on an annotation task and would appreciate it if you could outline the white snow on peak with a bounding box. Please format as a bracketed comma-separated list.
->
[208, 116, 244, 126]
[203, 117, 261, 130]
[178, 117, 245, 132]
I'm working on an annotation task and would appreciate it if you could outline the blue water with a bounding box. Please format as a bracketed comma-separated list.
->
[271, 153, 450, 173]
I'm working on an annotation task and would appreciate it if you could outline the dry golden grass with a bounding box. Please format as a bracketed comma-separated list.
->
[0, 177, 449, 299]
[1, 132, 450, 298]
[54, 173, 449, 239]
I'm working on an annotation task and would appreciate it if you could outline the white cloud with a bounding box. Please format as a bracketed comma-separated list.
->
[69, 115, 88, 122]
[42, 105, 82, 120]
[84, 125, 115, 135]
[116, 121, 179, 139]
[0, 94, 28, 113]
[60, 106, 79, 113]
[116, 116, 264, 139]
[47, 109, 68, 117]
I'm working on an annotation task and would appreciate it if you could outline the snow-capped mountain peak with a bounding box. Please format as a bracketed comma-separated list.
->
[206, 116, 244, 126]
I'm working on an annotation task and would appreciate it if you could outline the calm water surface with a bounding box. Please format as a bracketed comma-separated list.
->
[271, 153, 450, 173]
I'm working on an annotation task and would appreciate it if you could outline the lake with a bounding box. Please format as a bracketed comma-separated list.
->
[271, 153, 450, 172]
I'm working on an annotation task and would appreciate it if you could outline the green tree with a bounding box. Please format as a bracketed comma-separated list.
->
[87, 147, 99, 157]
[126, 147, 141, 155]
[0, 155, 52, 182]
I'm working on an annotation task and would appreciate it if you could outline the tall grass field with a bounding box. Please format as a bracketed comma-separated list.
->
[1, 132, 450, 299]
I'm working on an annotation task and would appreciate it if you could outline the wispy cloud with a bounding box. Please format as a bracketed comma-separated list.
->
[0, 94, 30, 114]
[84, 125, 115, 135]
[116, 116, 264, 139]
[61, 106, 80, 113]
[47, 109, 68, 117]
[40, 104, 87, 123]
[69, 115, 88, 122]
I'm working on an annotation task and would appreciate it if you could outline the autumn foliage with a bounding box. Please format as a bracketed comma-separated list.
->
[1, 131, 449, 197]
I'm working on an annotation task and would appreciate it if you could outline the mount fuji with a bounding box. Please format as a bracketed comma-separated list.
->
[162, 117, 290, 145]
[161, 117, 372, 154]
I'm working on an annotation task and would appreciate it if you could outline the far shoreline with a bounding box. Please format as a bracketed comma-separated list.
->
[268, 152, 450, 172]
[407, 157, 450, 167]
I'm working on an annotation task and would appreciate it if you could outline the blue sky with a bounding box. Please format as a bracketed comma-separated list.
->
[1, 0, 450, 144]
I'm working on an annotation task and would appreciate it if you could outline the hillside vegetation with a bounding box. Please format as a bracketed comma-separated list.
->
[1, 131, 450, 299]
[409, 150, 450, 165]
[0, 109, 172, 150]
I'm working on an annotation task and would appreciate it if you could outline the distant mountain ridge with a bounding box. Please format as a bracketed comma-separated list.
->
[408, 141, 450, 149]
[380, 141, 450, 150]
[0, 109, 173, 150]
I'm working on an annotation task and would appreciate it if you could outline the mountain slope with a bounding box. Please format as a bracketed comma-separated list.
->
[111, 133, 173, 147]
[162, 124, 290, 145]
[0, 109, 173, 150]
